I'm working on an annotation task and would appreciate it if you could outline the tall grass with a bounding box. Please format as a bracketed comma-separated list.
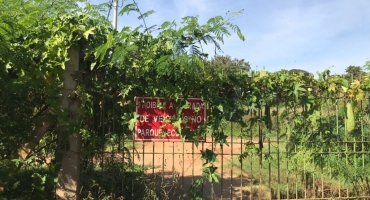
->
[227, 140, 361, 199]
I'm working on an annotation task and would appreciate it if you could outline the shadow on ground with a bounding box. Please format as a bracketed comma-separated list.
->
[144, 171, 271, 200]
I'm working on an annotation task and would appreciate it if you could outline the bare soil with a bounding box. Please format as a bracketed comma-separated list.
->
[132, 137, 269, 200]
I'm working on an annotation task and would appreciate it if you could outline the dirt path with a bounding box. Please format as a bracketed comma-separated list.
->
[132, 137, 263, 199]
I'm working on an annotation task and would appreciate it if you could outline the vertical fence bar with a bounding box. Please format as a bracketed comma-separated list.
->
[221, 128, 224, 200]
[101, 98, 105, 191]
[230, 122, 234, 199]
[344, 100, 349, 198]
[361, 99, 370, 197]
[100, 88, 103, 189]
[112, 102, 115, 155]
[162, 141, 165, 187]
[142, 140, 144, 173]
[352, 98, 357, 196]
[330, 100, 334, 199]
[201, 137, 205, 198]
[292, 107, 298, 199]
[172, 141, 175, 197]
[249, 113, 253, 200]
[302, 105, 307, 199]
[132, 128, 135, 200]
[211, 135, 214, 200]
[276, 102, 280, 199]
[268, 114, 272, 198]
[192, 142, 194, 184]
[112, 103, 115, 199]
[286, 105, 290, 199]
[361, 100, 365, 197]
[152, 142, 155, 178]
[240, 127, 243, 200]
[258, 108, 262, 200]
[121, 108, 124, 197]
[336, 102, 342, 198]
[303, 146, 307, 199]
[320, 103, 324, 199]
[294, 144, 298, 199]
[312, 142, 316, 199]
[327, 96, 331, 199]
[182, 142, 184, 193]
[258, 108, 263, 200]
[361, 100, 364, 169]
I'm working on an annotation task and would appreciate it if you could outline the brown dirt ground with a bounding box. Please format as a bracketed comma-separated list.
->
[132, 137, 271, 200]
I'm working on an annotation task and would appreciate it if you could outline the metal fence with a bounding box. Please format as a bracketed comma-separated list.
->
[81, 98, 370, 200]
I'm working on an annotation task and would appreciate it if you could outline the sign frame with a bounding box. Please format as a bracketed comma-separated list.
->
[134, 97, 206, 142]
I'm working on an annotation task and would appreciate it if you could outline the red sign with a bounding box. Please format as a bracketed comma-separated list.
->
[134, 97, 206, 142]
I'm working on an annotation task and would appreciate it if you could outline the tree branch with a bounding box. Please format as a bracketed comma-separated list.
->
[30, 104, 49, 121]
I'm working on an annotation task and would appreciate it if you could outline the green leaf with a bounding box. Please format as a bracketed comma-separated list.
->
[212, 174, 219, 183]
[235, 26, 245, 41]
[118, 3, 139, 16]
[201, 149, 218, 164]
[138, 10, 155, 20]
[95, 32, 114, 62]
[161, 21, 173, 29]
[173, 119, 182, 134]
[293, 83, 305, 101]
[83, 27, 95, 39]
[341, 78, 349, 88]
[264, 153, 273, 163]
[346, 102, 355, 134]
[217, 105, 223, 112]
[126, 45, 138, 51]
[129, 112, 140, 131]
[328, 82, 336, 92]
[41, 175, 46, 183]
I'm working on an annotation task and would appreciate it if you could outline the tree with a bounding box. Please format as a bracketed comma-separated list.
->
[289, 69, 311, 76]
[344, 65, 365, 81]
[365, 60, 370, 71]
[207, 55, 250, 72]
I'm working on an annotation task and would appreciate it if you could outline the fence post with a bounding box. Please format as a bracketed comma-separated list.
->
[56, 46, 81, 200]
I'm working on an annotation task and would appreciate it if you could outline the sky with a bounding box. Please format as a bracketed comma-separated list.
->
[90, 0, 370, 75]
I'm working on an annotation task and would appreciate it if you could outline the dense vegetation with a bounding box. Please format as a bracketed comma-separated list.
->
[1, 0, 370, 199]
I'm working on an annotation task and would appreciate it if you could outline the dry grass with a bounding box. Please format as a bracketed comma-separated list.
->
[241, 185, 272, 200]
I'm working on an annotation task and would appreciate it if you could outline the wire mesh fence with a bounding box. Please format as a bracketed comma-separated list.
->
[81, 96, 370, 200]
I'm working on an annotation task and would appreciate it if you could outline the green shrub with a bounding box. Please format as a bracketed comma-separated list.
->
[81, 160, 149, 200]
